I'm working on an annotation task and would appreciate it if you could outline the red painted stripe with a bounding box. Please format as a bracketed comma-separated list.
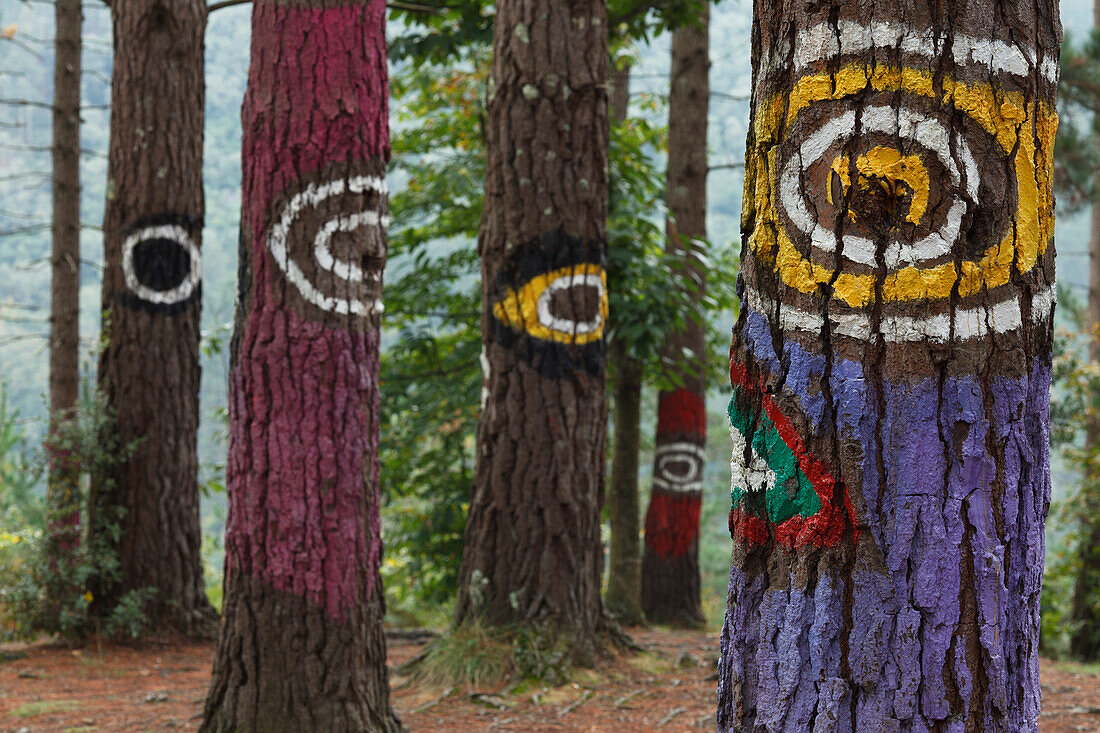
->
[644, 490, 702, 560]
[656, 388, 706, 438]
[728, 361, 857, 549]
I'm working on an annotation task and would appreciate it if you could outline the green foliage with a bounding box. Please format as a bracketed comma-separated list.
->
[407, 618, 577, 688]
[0, 387, 150, 641]
[1055, 29, 1100, 213]
[388, 0, 714, 65]
[1048, 285, 1100, 658]
[380, 51, 487, 615]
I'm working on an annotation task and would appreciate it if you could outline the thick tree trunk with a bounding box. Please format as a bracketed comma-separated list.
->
[45, 0, 82, 591]
[453, 0, 610, 664]
[201, 1, 399, 730]
[1069, 79, 1100, 658]
[718, 3, 1059, 730]
[605, 62, 645, 627]
[93, 0, 214, 635]
[640, 9, 709, 629]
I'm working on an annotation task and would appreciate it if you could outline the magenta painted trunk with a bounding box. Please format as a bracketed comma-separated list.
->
[224, 0, 389, 622]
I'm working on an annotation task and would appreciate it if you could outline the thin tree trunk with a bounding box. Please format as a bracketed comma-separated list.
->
[45, 0, 82, 592]
[93, 0, 214, 635]
[718, 3, 1059, 730]
[201, 0, 399, 729]
[640, 8, 709, 629]
[1069, 34, 1100, 654]
[605, 61, 645, 627]
[453, 0, 610, 664]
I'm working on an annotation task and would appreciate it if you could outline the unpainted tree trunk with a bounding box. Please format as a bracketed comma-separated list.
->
[93, 0, 214, 635]
[718, 2, 1059, 730]
[605, 61, 645, 627]
[640, 9, 710, 629]
[1069, 43, 1100, 656]
[453, 0, 610, 664]
[201, 1, 400, 730]
[46, 0, 82, 587]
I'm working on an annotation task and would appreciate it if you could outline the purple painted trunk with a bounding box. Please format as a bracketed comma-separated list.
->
[717, 2, 1060, 731]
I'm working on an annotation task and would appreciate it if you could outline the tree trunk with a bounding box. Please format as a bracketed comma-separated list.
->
[640, 8, 709, 629]
[93, 0, 214, 635]
[1069, 33, 1100, 655]
[718, 4, 1059, 731]
[201, 1, 399, 730]
[604, 61, 645, 627]
[453, 0, 610, 664]
[607, 338, 644, 625]
[45, 0, 82, 593]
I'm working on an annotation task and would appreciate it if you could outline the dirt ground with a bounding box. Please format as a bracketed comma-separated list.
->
[0, 628, 1097, 732]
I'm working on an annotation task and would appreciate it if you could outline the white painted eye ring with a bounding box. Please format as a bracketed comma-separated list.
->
[266, 174, 389, 317]
[777, 105, 980, 269]
[121, 224, 202, 306]
[653, 442, 706, 493]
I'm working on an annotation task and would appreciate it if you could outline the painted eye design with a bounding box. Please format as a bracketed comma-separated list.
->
[652, 442, 706, 493]
[492, 264, 608, 346]
[121, 218, 201, 312]
[746, 21, 1057, 345]
[489, 231, 608, 379]
[265, 162, 388, 324]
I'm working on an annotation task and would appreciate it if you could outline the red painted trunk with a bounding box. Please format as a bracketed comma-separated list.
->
[202, 2, 399, 729]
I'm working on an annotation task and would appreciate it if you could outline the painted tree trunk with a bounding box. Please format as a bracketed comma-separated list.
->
[640, 9, 709, 629]
[45, 0, 82, 589]
[200, 1, 398, 730]
[93, 0, 213, 635]
[605, 62, 645, 627]
[453, 0, 610, 664]
[717, 3, 1059, 731]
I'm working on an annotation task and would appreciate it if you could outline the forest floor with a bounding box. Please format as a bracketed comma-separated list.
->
[0, 627, 1098, 732]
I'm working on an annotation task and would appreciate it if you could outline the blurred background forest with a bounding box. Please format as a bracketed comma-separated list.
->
[0, 0, 1098, 657]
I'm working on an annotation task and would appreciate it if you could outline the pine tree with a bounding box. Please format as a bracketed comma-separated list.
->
[717, 3, 1059, 729]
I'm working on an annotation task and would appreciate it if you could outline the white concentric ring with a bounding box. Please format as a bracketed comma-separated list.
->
[779, 105, 979, 269]
[121, 224, 202, 306]
[744, 283, 1056, 344]
[267, 174, 389, 317]
[653, 442, 706, 493]
[535, 272, 606, 336]
[791, 20, 1057, 85]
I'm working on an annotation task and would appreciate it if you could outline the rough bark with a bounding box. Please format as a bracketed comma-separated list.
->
[717, 2, 1059, 730]
[92, 0, 214, 635]
[1069, 44, 1100, 656]
[45, 0, 82, 586]
[605, 62, 645, 627]
[453, 0, 610, 664]
[200, 1, 399, 729]
[640, 9, 709, 629]
[607, 338, 644, 625]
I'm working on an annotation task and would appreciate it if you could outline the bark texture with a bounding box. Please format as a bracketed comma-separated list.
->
[201, 1, 399, 729]
[46, 0, 82, 579]
[640, 9, 709, 629]
[1069, 0, 1100, 661]
[718, 2, 1059, 730]
[605, 62, 645, 627]
[453, 0, 610, 664]
[93, 0, 213, 635]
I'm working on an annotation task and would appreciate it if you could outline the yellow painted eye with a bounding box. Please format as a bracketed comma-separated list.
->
[492, 263, 608, 345]
[829, 147, 930, 226]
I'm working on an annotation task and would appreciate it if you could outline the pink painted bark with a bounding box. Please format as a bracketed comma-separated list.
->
[203, 2, 399, 729]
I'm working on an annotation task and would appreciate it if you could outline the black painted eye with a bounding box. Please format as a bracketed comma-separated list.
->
[122, 223, 201, 306]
